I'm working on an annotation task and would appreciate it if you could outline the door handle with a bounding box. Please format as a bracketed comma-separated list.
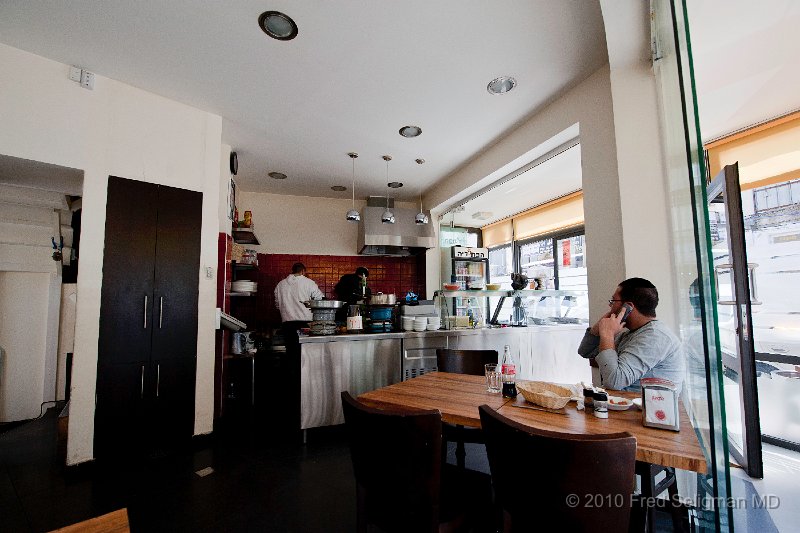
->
[144, 295, 148, 328]
[747, 263, 762, 305]
[159, 296, 164, 328]
[140, 365, 145, 399]
[714, 263, 762, 305]
[156, 363, 160, 398]
[713, 264, 736, 305]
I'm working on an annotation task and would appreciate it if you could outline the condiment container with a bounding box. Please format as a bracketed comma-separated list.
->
[641, 378, 680, 431]
[592, 391, 608, 419]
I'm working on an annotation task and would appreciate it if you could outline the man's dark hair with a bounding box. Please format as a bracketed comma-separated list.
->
[618, 277, 658, 317]
[292, 262, 306, 274]
[355, 267, 369, 277]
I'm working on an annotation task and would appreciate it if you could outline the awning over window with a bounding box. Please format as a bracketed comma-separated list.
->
[706, 111, 800, 191]
[482, 191, 584, 246]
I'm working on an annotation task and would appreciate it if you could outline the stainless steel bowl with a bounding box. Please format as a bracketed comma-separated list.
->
[370, 293, 396, 305]
[302, 299, 345, 309]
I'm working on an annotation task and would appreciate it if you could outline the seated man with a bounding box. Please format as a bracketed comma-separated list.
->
[578, 277, 684, 392]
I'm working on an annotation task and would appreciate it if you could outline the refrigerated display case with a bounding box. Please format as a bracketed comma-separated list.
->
[442, 247, 489, 324]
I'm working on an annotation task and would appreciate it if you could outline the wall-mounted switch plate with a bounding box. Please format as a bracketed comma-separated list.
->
[80, 70, 95, 90]
[69, 66, 82, 82]
[205, 266, 214, 279]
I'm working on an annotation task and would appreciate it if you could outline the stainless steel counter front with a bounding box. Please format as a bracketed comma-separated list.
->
[299, 325, 590, 430]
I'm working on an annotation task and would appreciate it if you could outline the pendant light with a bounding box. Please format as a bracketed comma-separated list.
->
[414, 158, 429, 225]
[345, 152, 360, 222]
[381, 155, 395, 224]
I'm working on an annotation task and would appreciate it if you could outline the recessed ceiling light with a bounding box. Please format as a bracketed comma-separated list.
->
[472, 211, 493, 220]
[487, 76, 517, 95]
[331, 185, 346, 192]
[399, 125, 422, 138]
[258, 11, 298, 41]
[388, 182, 403, 188]
[268, 171, 287, 180]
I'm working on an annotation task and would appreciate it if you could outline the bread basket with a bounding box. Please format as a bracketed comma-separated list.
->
[517, 381, 573, 409]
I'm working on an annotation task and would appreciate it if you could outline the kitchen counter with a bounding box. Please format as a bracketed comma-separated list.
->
[298, 324, 586, 343]
[299, 324, 591, 430]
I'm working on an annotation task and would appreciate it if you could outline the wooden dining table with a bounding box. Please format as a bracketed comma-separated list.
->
[357, 371, 707, 474]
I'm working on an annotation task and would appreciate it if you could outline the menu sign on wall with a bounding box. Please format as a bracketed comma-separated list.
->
[453, 246, 488, 259]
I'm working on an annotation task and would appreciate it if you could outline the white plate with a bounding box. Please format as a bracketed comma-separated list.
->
[607, 396, 635, 410]
[426, 325, 439, 331]
[631, 398, 642, 410]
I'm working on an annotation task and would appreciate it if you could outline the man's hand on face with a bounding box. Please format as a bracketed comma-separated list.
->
[597, 310, 626, 350]
[590, 310, 613, 336]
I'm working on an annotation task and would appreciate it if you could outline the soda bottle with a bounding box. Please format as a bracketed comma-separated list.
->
[501, 345, 517, 398]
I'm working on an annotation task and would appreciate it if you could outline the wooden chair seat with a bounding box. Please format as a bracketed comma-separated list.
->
[479, 405, 637, 532]
[341, 392, 490, 532]
[435, 349, 498, 469]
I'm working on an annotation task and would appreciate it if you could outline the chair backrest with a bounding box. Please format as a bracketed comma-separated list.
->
[478, 405, 637, 532]
[435, 349, 498, 376]
[341, 392, 443, 533]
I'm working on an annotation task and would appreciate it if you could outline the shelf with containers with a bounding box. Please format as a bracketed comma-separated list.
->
[433, 289, 589, 329]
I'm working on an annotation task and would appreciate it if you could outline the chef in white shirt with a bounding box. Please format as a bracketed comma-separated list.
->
[274, 262, 324, 352]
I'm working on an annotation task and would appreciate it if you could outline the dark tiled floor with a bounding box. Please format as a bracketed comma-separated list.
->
[1, 410, 498, 532]
[0, 410, 361, 532]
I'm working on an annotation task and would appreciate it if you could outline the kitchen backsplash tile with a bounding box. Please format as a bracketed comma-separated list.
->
[234, 252, 426, 330]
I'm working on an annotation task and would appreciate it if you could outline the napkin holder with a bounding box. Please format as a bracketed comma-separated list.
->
[641, 378, 679, 431]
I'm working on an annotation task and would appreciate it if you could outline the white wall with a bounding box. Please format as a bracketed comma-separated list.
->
[237, 191, 418, 256]
[0, 272, 49, 421]
[0, 43, 222, 464]
[601, 0, 678, 330]
[425, 66, 626, 319]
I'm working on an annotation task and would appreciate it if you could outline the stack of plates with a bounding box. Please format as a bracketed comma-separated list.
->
[413, 317, 428, 332]
[231, 281, 258, 293]
[401, 316, 415, 332]
[427, 317, 441, 331]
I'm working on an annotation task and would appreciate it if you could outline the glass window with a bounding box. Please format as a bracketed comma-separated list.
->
[488, 245, 514, 322]
[519, 238, 554, 286]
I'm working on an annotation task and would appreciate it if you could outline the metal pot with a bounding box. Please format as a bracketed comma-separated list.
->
[302, 299, 345, 309]
[370, 292, 396, 305]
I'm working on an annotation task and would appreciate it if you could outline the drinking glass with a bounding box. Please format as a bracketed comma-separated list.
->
[485, 364, 501, 393]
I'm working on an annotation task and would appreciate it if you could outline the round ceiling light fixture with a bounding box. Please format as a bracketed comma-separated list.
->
[399, 125, 422, 138]
[487, 76, 517, 95]
[268, 171, 287, 180]
[331, 185, 346, 192]
[258, 11, 298, 41]
[345, 152, 360, 222]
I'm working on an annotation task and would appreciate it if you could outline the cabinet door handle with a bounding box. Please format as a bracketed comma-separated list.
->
[156, 363, 160, 397]
[144, 295, 148, 328]
[159, 296, 164, 329]
[140, 365, 145, 399]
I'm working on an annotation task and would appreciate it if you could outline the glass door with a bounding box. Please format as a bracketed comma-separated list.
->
[746, 179, 800, 450]
[708, 163, 763, 478]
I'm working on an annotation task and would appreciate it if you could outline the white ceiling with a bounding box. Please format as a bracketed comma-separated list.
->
[0, 1, 607, 201]
[688, 0, 800, 141]
[2, 1, 797, 225]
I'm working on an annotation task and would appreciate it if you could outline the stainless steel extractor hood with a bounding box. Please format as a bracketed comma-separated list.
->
[357, 197, 435, 256]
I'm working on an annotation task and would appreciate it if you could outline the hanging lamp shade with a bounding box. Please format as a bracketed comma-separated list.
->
[345, 152, 360, 222]
[381, 155, 395, 224]
[414, 158, 429, 224]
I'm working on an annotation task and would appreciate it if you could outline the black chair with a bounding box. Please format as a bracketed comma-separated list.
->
[478, 405, 637, 532]
[435, 349, 498, 469]
[342, 392, 491, 532]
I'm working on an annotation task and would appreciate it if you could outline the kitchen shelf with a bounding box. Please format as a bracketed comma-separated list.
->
[233, 226, 260, 245]
[234, 262, 258, 270]
[229, 291, 255, 297]
[435, 289, 585, 298]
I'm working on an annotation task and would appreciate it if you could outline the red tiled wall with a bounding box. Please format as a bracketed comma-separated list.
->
[232, 253, 426, 331]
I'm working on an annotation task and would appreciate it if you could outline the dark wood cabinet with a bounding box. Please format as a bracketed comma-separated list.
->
[95, 176, 202, 460]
